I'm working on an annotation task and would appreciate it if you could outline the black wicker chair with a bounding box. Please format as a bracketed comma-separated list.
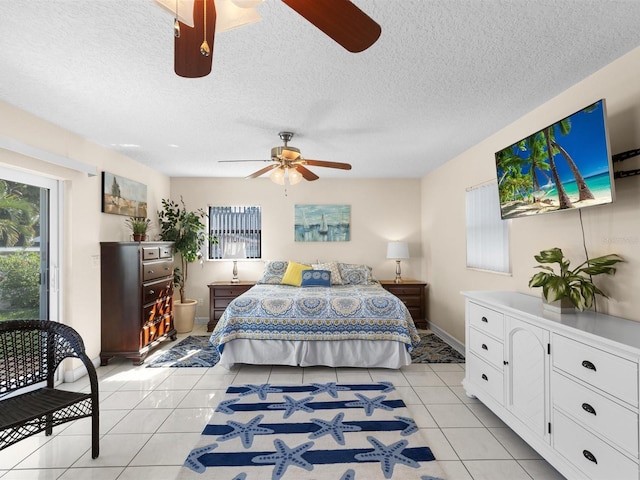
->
[0, 320, 99, 458]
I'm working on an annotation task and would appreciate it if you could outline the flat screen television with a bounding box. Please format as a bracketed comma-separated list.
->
[494, 99, 614, 220]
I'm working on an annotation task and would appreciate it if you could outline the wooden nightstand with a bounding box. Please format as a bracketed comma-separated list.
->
[379, 280, 428, 329]
[207, 281, 255, 331]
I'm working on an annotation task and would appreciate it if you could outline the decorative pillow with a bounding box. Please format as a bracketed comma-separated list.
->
[281, 261, 312, 287]
[301, 269, 331, 287]
[312, 261, 343, 285]
[338, 263, 376, 285]
[257, 260, 289, 284]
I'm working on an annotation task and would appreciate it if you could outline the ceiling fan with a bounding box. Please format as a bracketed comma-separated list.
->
[156, 0, 382, 78]
[220, 131, 352, 185]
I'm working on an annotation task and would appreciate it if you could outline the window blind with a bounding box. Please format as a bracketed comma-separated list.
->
[209, 206, 262, 259]
[465, 182, 510, 273]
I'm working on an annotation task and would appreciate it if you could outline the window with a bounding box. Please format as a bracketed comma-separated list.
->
[465, 181, 510, 273]
[208, 206, 262, 260]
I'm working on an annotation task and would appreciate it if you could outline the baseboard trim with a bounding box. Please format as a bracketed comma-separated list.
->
[63, 356, 101, 383]
[428, 322, 465, 357]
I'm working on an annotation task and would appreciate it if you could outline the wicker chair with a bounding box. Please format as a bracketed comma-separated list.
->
[0, 320, 99, 458]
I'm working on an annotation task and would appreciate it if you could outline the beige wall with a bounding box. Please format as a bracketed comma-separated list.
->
[0, 100, 171, 365]
[422, 46, 640, 344]
[170, 177, 422, 320]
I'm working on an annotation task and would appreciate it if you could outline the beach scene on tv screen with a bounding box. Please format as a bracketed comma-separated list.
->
[495, 100, 613, 219]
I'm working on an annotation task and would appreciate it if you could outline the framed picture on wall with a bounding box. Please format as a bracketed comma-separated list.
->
[101, 172, 148, 217]
[294, 204, 350, 242]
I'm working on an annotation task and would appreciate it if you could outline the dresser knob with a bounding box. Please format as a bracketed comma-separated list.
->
[481, 343, 488, 350]
[582, 403, 596, 415]
[583, 449, 597, 464]
[581, 360, 597, 371]
[481, 373, 488, 381]
[481, 316, 488, 323]
[149, 290, 155, 295]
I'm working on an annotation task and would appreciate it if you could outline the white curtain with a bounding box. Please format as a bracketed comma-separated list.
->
[466, 181, 510, 273]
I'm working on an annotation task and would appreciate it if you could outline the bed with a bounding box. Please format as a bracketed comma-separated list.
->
[209, 261, 421, 369]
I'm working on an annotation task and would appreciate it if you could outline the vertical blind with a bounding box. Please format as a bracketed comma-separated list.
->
[208, 206, 262, 259]
[465, 182, 510, 273]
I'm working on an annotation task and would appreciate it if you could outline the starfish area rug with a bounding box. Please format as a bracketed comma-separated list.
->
[177, 381, 445, 480]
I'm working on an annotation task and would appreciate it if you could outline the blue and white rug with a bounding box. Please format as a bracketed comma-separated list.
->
[177, 382, 445, 479]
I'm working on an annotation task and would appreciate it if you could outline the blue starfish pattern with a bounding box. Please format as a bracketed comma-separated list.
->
[217, 414, 274, 448]
[233, 475, 247, 480]
[268, 395, 315, 418]
[215, 397, 240, 415]
[311, 382, 348, 398]
[341, 469, 356, 480]
[252, 438, 314, 480]
[395, 415, 419, 436]
[354, 436, 419, 479]
[309, 412, 361, 445]
[239, 383, 282, 400]
[183, 443, 218, 473]
[345, 393, 393, 416]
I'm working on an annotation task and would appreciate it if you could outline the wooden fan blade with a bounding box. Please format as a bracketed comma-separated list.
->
[303, 159, 352, 170]
[175, 0, 216, 78]
[245, 164, 279, 179]
[281, 0, 381, 53]
[296, 165, 320, 181]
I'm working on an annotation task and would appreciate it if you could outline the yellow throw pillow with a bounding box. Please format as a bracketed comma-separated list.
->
[281, 261, 312, 286]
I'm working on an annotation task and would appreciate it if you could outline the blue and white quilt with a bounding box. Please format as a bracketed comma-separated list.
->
[209, 283, 421, 353]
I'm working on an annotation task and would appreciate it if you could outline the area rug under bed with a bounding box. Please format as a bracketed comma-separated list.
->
[176, 381, 445, 480]
[147, 332, 463, 368]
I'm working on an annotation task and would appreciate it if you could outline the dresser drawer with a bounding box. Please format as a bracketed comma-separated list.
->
[159, 245, 173, 258]
[468, 302, 504, 340]
[552, 334, 638, 407]
[468, 354, 504, 405]
[213, 285, 252, 298]
[553, 409, 638, 480]
[469, 327, 504, 369]
[143, 297, 172, 325]
[385, 285, 423, 296]
[143, 278, 173, 305]
[142, 247, 159, 260]
[142, 260, 174, 282]
[552, 371, 638, 458]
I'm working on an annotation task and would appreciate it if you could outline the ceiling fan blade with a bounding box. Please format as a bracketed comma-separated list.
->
[296, 165, 320, 181]
[175, 0, 216, 78]
[302, 159, 352, 170]
[281, 0, 381, 53]
[245, 164, 279, 179]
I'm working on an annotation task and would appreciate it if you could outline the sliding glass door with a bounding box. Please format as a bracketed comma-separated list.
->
[0, 166, 60, 322]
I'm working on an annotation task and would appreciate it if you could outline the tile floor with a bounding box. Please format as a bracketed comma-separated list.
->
[0, 325, 565, 480]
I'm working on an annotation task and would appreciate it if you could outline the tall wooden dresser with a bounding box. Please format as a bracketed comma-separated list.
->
[100, 242, 177, 365]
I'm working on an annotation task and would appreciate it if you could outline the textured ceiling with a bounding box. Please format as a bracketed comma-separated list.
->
[1, 1, 640, 179]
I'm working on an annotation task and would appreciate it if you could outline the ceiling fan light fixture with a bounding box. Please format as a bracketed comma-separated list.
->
[288, 167, 303, 185]
[155, 0, 196, 27]
[269, 167, 286, 185]
[230, 0, 264, 8]
[216, 0, 262, 32]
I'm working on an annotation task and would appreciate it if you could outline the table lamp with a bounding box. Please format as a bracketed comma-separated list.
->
[386, 241, 409, 283]
[223, 243, 247, 283]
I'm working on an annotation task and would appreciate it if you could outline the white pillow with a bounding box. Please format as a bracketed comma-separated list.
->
[312, 261, 343, 285]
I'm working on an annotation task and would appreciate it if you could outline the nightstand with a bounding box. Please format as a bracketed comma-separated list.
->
[207, 281, 255, 331]
[379, 280, 428, 329]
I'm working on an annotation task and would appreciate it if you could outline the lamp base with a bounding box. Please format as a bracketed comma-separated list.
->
[230, 260, 240, 283]
[394, 260, 403, 283]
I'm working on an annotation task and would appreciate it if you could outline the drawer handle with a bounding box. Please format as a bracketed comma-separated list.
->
[581, 360, 597, 371]
[481, 343, 488, 350]
[481, 373, 488, 381]
[582, 450, 597, 464]
[148, 289, 155, 295]
[581, 403, 596, 415]
[147, 269, 154, 274]
[481, 316, 488, 323]
[164, 267, 170, 271]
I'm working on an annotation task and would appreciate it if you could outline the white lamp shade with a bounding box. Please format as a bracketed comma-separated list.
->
[386, 241, 409, 259]
[269, 167, 285, 185]
[288, 167, 303, 185]
[154, 0, 196, 27]
[223, 242, 247, 259]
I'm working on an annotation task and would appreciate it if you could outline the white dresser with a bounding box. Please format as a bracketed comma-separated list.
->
[463, 291, 640, 480]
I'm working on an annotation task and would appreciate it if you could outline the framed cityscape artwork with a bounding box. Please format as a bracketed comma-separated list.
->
[101, 172, 148, 217]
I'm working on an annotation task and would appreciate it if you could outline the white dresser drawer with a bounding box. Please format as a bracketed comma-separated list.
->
[468, 353, 504, 405]
[553, 409, 638, 480]
[469, 327, 503, 369]
[552, 334, 639, 407]
[552, 371, 638, 459]
[468, 302, 504, 340]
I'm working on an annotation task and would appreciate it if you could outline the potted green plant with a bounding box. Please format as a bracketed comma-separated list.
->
[528, 247, 623, 312]
[125, 217, 151, 241]
[157, 197, 217, 332]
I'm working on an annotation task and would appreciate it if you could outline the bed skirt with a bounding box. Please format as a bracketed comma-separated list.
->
[218, 338, 411, 370]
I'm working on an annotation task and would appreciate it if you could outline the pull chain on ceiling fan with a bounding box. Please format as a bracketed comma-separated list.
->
[219, 131, 352, 185]
[156, 0, 382, 78]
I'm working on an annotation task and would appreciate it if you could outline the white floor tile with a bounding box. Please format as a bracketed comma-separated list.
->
[0, 437, 53, 470]
[0, 469, 66, 480]
[135, 389, 190, 409]
[72, 434, 151, 468]
[157, 408, 216, 433]
[193, 374, 236, 390]
[402, 372, 446, 387]
[437, 460, 474, 480]
[57, 467, 123, 480]
[15, 435, 92, 469]
[418, 428, 459, 461]
[435, 370, 465, 386]
[442, 428, 512, 460]
[463, 459, 532, 479]
[414, 386, 463, 405]
[177, 389, 227, 408]
[489, 427, 543, 459]
[117, 466, 183, 480]
[466, 403, 509, 428]
[129, 433, 202, 466]
[427, 404, 485, 428]
[109, 409, 173, 434]
[517, 459, 566, 480]
[99, 390, 151, 410]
